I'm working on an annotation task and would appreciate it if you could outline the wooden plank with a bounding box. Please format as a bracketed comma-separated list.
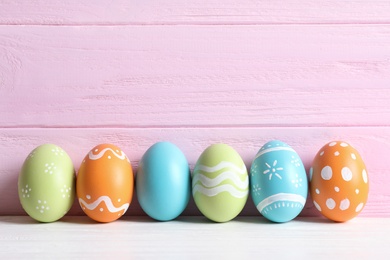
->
[1, 25, 390, 127]
[0, 127, 388, 217]
[1, 1, 390, 25]
[1, 216, 389, 258]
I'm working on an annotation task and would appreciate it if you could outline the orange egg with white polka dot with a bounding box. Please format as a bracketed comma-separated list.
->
[309, 141, 368, 222]
[77, 144, 134, 223]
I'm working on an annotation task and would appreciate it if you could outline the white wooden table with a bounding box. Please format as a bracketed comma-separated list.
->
[1, 216, 389, 259]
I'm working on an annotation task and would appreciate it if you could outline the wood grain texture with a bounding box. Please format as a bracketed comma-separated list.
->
[1, 25, 390, 127]
[1, 0, 390, 25]
[1, 216, 389, 258]
[0, 1, 389, 219]
[0, 127, 388, 217]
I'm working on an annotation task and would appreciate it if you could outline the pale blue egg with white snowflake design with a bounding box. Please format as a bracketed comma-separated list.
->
[250, 140, 308, 222]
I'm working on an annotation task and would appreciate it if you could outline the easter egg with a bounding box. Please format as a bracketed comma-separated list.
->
[192, 144, 248, 222]
[250, 140, 308, 223]
[136, 142, 191, 221]
[18, 144, 75, 222]
[309, 141, 369, 222]
[77, 144, 134, 223]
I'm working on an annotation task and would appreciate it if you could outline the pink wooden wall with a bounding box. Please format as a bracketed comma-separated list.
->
[1, 1, 389, 217]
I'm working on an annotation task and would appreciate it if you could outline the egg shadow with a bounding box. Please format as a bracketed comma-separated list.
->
[175, 216, 223, 224]
[59, 215, 106, 225]
[0, 215, 39, 225]
[234, 216, 275, 224]
[294, 217, 341, 224]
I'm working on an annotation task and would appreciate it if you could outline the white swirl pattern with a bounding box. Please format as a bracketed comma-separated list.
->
[192, 171, 248, 189]
[193, 161, 248, 198]
[195, 161, 247, 175]
[88, 148, 129, 161]
[79, 196, 129, 213]
[193, 184, 248, 198]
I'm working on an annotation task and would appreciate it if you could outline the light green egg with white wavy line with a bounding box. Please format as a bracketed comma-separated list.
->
[192, 144, 248, 222]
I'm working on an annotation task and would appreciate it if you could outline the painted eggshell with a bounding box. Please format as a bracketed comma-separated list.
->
[250, 140, 308, 223]
[77, 144, 134, 223]
[18, 144, 75, 222]
[136, 142, 191, 221]
[192, 144, 248, 222]
[310, 141, 369, 222]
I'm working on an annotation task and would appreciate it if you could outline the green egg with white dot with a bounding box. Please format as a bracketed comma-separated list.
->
[18, 144, 75, 222]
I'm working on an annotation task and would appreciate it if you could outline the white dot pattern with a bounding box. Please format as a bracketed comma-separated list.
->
[313, 201, 321, 212]
[362, 169, 368, 183]
[341, 167, 353, 182]
[321, 166, 332, 180]
[309, 167, 313, 181]
[356, 203, 364, 212]
[312, 141, 367, 219]
[61, 184, 72, 198]
[339, 199, 350, 210]
[44, 162, 57, 175]
[326, 198, 336, 209]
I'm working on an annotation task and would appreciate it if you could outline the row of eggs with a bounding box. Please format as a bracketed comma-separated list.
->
[18, 141, 369, 223]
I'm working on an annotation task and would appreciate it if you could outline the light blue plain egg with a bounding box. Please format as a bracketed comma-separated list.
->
[250, 140, 308, 223]
[136, 142, 191, 221]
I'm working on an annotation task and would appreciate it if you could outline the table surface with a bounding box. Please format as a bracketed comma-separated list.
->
[1, 216, 389, 259]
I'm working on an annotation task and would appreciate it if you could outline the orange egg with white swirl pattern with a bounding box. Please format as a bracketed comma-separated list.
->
[76, 144, 134, 222]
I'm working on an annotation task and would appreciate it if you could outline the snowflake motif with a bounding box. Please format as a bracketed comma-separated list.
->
[252, 184, 261, 196]
[35, 200, 50, 214]
[21, 184, 32, 198]
[263, 160, 283, 180]
[51, 147, 65, 156]
[44, 162, 57, 174]
[291, 174, 303, 188]
[61, 184, 72, 198]
[290, 155, 301, 167]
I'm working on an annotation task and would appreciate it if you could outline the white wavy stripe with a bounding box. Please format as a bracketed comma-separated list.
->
[254, 147, 295, 160]
[256, 193, 306, 212]
[79, 196, 129, 213]
[192, 171, 248, 189]
[195, 161, 247, 175]
[88, 148, 128, 161]
[192, 184, 248, 198]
